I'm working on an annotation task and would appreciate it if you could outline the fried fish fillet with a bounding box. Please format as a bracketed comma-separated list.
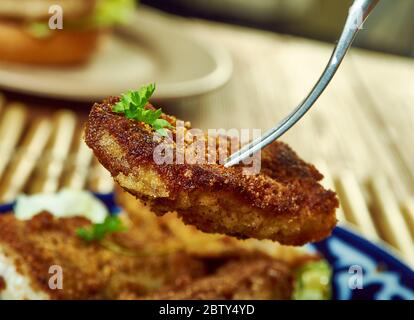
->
[128, 257, 294, 300]
[85, 97, 338, 245]
[115, 187, 316, 261]
[0, 212, 207, 300]
[0, 211, 324, 300]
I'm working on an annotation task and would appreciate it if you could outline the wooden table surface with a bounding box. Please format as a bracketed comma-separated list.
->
[1, 8, 414, 265]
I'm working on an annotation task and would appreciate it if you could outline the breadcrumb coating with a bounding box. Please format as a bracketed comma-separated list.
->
[0, 208, 324, 300]
[85, 97, 338, 245]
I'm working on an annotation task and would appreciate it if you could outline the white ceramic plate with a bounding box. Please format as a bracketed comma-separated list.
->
[0, 10, 233, 101]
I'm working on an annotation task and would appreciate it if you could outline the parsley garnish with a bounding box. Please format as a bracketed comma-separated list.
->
[113, 84, 172, 136]
[77, 216, 126, 242]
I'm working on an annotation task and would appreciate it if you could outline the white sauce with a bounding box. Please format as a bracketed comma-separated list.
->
[14, 189, 109, 223]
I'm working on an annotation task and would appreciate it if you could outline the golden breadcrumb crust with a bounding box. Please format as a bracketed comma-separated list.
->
[127, 258, 294, 300]
[85, 97, 338, 245]
[0, 212, 209, 299]
[0, 201, 323, 300]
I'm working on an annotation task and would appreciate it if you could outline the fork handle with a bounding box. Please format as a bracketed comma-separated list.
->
[225, 0, 380, 167]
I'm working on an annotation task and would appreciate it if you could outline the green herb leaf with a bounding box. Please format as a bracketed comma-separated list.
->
[76, 216, 126, 242]
[113, 84, 172, 135]
[153, 119, 171, 130]
[91, 0, 136, 28]
[155, 128, 169, 137]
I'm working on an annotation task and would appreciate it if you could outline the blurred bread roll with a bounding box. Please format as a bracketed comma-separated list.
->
[0, 0, 135, 65]
[0, 20, 103, 65]
[0, 0, 97, 20]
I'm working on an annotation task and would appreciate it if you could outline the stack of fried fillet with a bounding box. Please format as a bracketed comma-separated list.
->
[0, 190, 326, 300]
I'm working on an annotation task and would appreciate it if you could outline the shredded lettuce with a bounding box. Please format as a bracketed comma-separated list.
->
[26, 0, 136, 38]
[26, 22, 52, 38]
[293, 260, 332, 300]
[91, 0, 136, 28]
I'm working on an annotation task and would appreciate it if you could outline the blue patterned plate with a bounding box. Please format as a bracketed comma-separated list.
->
[311, 226, 414, 300]
[1, 193, 413, 300]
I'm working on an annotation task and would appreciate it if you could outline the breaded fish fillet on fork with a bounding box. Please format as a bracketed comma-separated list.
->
[85, 97, 338, 245]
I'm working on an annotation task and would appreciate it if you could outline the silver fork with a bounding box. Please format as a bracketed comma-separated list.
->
[225, 0, 379, 167]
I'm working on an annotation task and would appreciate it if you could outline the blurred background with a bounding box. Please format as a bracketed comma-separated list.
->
[143, 0, 414, 57]
[0, 0, 413, 267]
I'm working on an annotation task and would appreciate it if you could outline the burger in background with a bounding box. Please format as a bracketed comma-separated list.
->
[0, 0, 136, 65]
